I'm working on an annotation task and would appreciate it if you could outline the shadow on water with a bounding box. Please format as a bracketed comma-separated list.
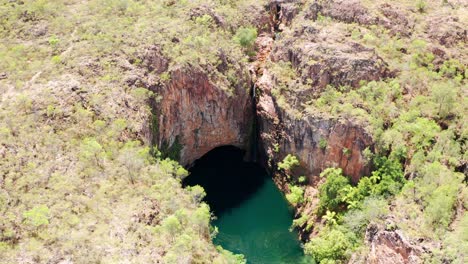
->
[183, 146, 315, 264]
[183, 145, 267, 215]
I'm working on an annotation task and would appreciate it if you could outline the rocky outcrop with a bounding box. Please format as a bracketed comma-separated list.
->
[271, 38, 390, 94]
[256, 71, 373, 183]
[269, 0, 302, 28]
[305, 0, 414, 36]
[155, 67, 253, 166]
[427, 16, 467, 47]
[255, 1, 387, 183]
[189, 5, 226, 28]
[349, 224, 423, 264]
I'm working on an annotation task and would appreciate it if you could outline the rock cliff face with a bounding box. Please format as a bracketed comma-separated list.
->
[254, 0, 381, 184]
[154, 67, 253, 166]
[256, 71, 373, 184]
[306, 0, 415, 36]
[123, 45, 252, 166]
[348, 224, 423, 264]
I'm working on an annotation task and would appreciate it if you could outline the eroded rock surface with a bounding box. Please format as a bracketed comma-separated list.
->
[349, 224, 423, 264]
[156, 67, 253, 166]
[257, 71, 373, 183]
[305, 0, 414, 36]
[255, 1, 386, 184]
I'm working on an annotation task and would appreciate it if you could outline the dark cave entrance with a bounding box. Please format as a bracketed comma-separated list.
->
[183, 145, 267, 215]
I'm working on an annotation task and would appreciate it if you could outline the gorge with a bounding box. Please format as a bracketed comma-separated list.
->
[183, 146, 313, 264]
[1, 0, 466, 263]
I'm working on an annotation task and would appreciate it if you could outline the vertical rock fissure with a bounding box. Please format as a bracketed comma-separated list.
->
[250, 82, 258, 162]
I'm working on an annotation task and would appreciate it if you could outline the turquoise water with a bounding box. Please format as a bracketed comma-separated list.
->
[214, 179, 314, 264]
[184, 146, 314, 264]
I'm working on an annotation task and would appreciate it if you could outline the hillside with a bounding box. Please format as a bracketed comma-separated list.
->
[0, 0, 264, 262]
[1, 0, 467, 263]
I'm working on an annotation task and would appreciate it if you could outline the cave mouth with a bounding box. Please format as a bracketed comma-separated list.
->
[183, 145, 313, 264]
[183, 145, 267, 215]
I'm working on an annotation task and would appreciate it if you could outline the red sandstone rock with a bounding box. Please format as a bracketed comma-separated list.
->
[257, 74, 373, 183]
[348, 224, 423, 264]
[155, 67, 252, 166]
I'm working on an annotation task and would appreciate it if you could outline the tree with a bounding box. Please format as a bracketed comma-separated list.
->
[23, 205, 50, 229]
[79, 137, 104, 168]
[318, 168, 351, 214]
[304, 227, 355, 262]
[278, 154, 300, 171]
[117, 147, 145, 184]
[286, 185, 304, 205]
[431, 83, 457, 119]
[233, 26, 257, 55]
[162, 215, 181, 241]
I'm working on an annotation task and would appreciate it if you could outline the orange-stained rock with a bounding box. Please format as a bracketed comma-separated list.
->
[348, 224, 423, 264]
[155, 67, 253, 166]
[257, 77, 373, 183]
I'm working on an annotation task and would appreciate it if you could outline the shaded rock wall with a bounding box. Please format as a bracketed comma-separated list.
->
[155, 67, 253, 166]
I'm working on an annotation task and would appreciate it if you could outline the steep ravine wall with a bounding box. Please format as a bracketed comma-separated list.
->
[256, 85, 373, 184]
[150, 0, 374, 216]
[154, 67, 253, 166]
[253, 0, 374, 184]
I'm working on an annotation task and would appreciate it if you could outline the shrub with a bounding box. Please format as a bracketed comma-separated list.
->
[416, 0, 427, 13]
[319, 138, 328, 150]
[298, 176, 307, 184]
[342, 148, 351, 156]
[291, 214, 308, 229]
[273, 143, 280, 153]
[304, 226, 356, 262]
[215, 246, 247, 264]
[286, 185, 304, 205]
[23, 205, 50, 228]
[233, 26, 257, 49]
[424, 184, 457, 229]
[278, 154, 300, 171]
[344, 197, 389, 233]
[368, 156, 405, 197]
[318, 168, 351, 214]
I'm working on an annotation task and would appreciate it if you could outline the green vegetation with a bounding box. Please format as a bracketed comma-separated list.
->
[0, 0, 267, 262]
[322, 19, 468, 260]
[318, 138, 328, 150]
[0, 0, 466, 262]
[286, 185, 305, 206]
[283, 3, 468, 260]
[304, 226, 357, 263]
[161, 136, 184, 161]
[416, 0, 427, 13]
[233, 26, 258, 56]
[278, 154, 300, 171]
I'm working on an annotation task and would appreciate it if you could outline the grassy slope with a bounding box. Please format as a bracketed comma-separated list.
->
[0, 0, 265, 263]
